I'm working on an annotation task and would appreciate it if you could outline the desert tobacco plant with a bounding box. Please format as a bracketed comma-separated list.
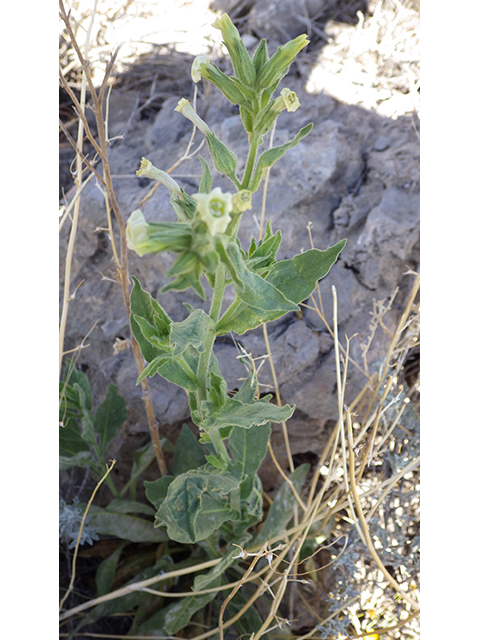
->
[126, 13, 346, 546]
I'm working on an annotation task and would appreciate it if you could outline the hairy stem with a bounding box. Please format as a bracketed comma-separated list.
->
[241, 132, 261, 190]
[197, 263, 227, 404]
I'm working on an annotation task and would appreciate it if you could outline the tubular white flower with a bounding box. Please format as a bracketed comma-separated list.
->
[193, 187, 232, 236]
[126, 209, 149, 255]
[191, 55, 210, 83]
[280, 88, 301, 112]
[175, 98, 212, 136]
[272, 88, 300, 114]
[136, 158, 183, 197]
[232, 189, 252, 213]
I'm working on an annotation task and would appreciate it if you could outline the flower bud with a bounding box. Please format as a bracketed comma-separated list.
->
[193, 188, 232, 236]
[175, 98, 212, 136]
[256, 34, 309, 90]
[126, 209, 192, 257]
[191, 55, 210, 83]
[199, 63, 247, 105]
[205, 132, 238, 181]
[126, 209, 149, 255]
[213, 14, 256, 86]
[136, 158, 183, 197]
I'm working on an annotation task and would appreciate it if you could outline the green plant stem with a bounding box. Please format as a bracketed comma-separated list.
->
[209, 428, 231, 466]
[195, 263, 231, 465]
[241, 132, 261, 190]
[196, 263, 227, 404]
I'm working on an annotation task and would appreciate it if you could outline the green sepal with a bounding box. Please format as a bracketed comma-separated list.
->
[205, 132, 241, 188]
[256, 33, 309, 90]
[198, 155, 213, 194]
[171, 191, 197, 222]
[239, 104, 253, 133]
[200, 62, 248, 106]
[252, 38, 269, 75]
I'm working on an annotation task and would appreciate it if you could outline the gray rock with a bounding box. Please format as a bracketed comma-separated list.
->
[247, 0, 332, 42]
[374, 135, 391, 151]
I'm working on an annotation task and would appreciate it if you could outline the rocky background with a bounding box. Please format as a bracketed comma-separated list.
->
[60, 0, 419, 493]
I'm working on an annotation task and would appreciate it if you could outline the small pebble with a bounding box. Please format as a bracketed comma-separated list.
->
[374, 135, 391, 151]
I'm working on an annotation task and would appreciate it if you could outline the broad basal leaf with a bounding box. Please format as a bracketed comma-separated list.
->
[94, 384, 127, 455]
[253, 463, 309, 546]
[154, 466, 242, 543]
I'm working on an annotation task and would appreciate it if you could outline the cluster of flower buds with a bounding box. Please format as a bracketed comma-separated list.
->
[126, 13, 308, 298]
[127, 157, 252, 297]
[190, 13, 308, 137]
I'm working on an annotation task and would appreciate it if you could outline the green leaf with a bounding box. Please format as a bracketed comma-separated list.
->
[137, 578, 220, 635]
[144, 476, 175, 511]
[206, 131, 241, 188]
[217, 239, 298, 313]
[253, 463, 309, 546]
[252, 38, 269, 74]
[201, 396, 294, 432]
[121, 442, 158, 498]
[228, 422, 271, 499]
[74, 382, 96, 446]
[137, 352, 197, 391]
[59, 417, 92, 467]
[230, 588, 267, 638]
[155, 466, 241, 543]
[198, 155, 213, 194]
[246, 220, 282, 276]
[69, 558, 174, 638]
[268, 240, 347, 302]
[87, 504, 169, 543]
[217, 240, 346, 335]
[161, 267, 207, 300]
[172, 424, 206, 475]
[170, 309, 215, 356]
[59, 448, 95, 470]
[130, 276, 172, 363]
[250, 123, 314, 193]
[94, 385, 127, 454]
[95, 542, 128, 597]
[61, 360, 92, 410]
[193, 532, 252, 591]
[133, 315, 170, 350]
[106, 499, 156, 516]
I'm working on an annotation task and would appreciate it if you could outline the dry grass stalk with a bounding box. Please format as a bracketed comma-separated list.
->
[59, 0, 167, 475]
